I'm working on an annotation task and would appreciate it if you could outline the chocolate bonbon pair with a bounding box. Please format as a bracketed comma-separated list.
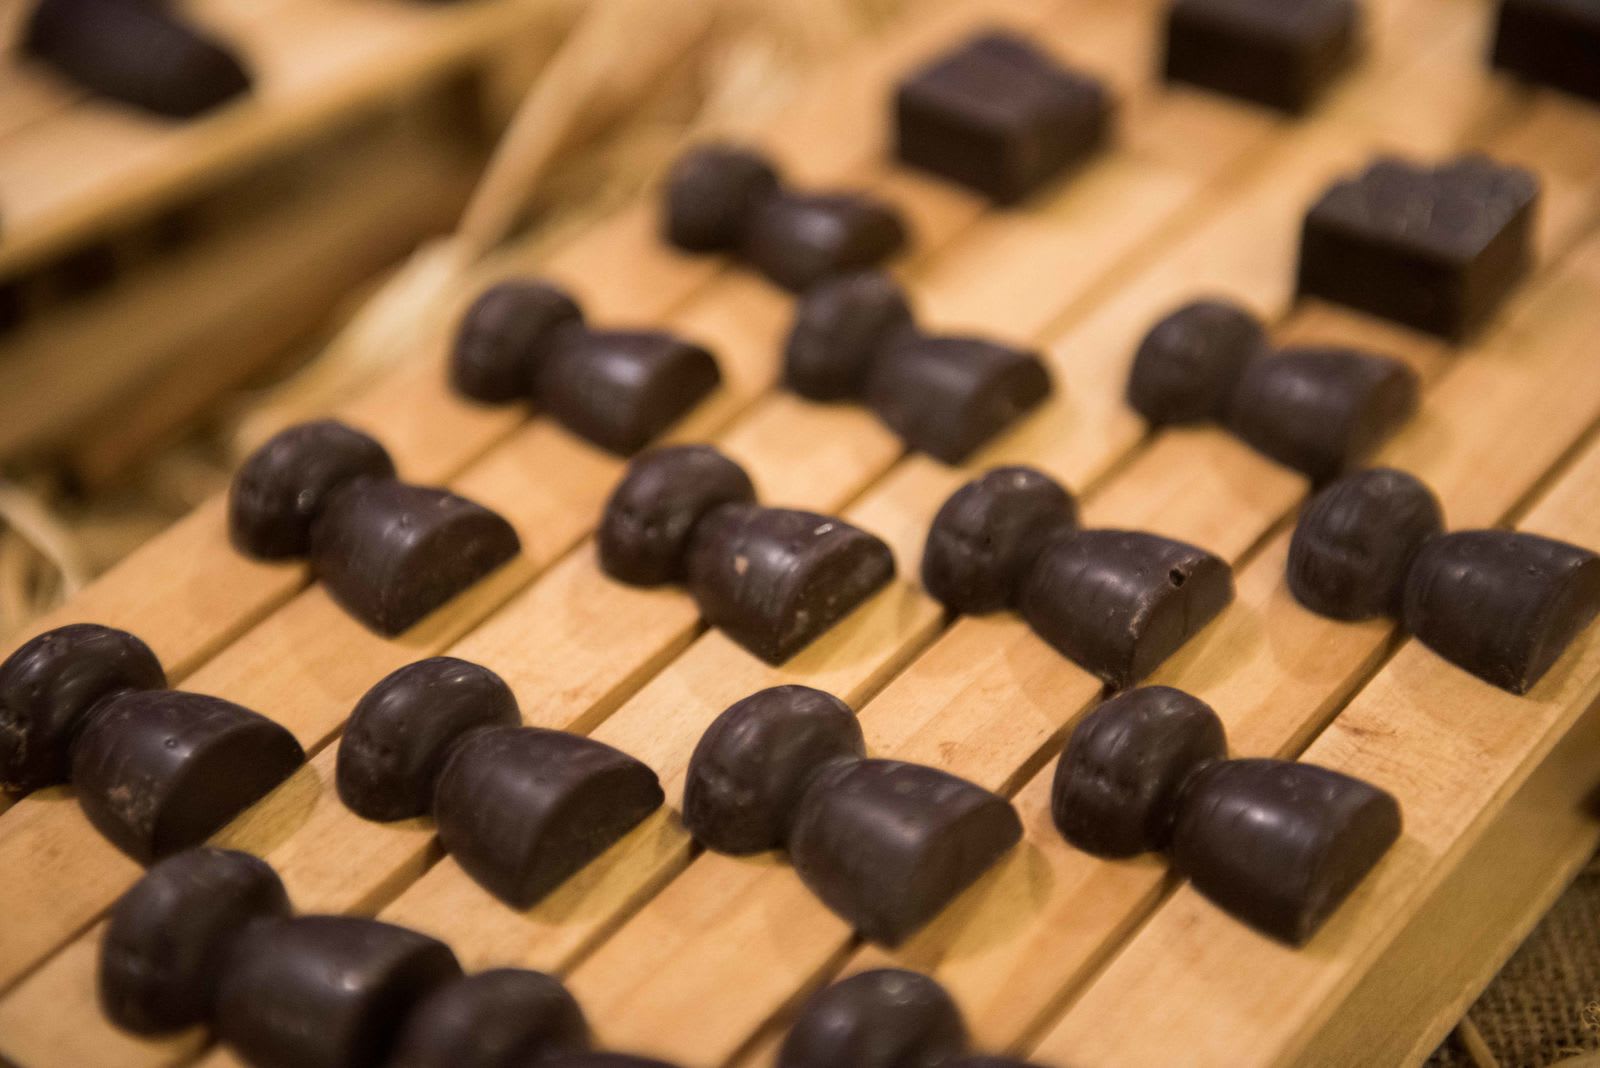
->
[337, 657, 663, 908]
[1163, 0, 1361, 113]
[684, 686, 1021, 945]
[1052, 686, 1402, 945]
[923, 467, 1234, 688]
[785, 271, 1052, 463]
[663, 144, 909, 291]
[229, 420, 520, 635]
[598, 446, 896, 664]
[1289, 468, 1600, 693]
[0, 624, 303, 863]
[1127, 299, 1419, 481]
[451, 281, 722, 455]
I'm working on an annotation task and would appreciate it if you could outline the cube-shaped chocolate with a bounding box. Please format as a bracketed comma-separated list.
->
[895, 31, 1111, 204]
[1163, 0, 1360, 113]
[1492, 0, 1600, 103]
[1298, 155, 1539, 340]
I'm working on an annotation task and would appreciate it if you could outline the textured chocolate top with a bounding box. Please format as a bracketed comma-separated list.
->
[904, 30, 1105, 130]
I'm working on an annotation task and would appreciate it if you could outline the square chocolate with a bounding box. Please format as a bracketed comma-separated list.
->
[895, 30, 1111, 205]
[1163, 0, 1360, 113]
[1297, 155, 1539, 340]
[1492, 0, 1600, 102]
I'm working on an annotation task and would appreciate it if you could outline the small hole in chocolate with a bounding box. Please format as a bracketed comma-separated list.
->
[1169, 568, 1186, 587]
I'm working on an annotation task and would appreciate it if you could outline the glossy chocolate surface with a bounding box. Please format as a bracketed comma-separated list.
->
[784, 271, 915, 401]
[662, 144, 780, 252]
[537, 330, 721, 456]
[1126, 299, 1266, 426]
[744, 192, 908, 292]
[598, 445, 757, 586]
[921, 466, 1077, 615]
[388, 969, 588, 1068]
[1493, 0, 1600, 102]
[229, 420, 395, 559]
[1164, 0, 1359, 113]
[1403, 530, 1600, 694]
[1288, 467, 1443, 619]
[451, 281, 583, 404]
[777, 968, 966, 1068]
[337, 657, 520, 821]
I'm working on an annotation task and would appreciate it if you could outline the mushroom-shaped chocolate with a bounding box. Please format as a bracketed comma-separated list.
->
[783, 271, 1053, 463]
[1051, 687, 1401, 945]
[685, 686, 1021, 945]
[336, 658, 663, 908]
[599, 446, 896, 664]
[0, 625, 303, 862]
[662, 144, 909, 291]
[450, 281, 721, 455]
[229, 420, 520, 636]
[25, 0, 251, 118]
[921, 466, 1077, 614]
[1126, 299, 1267, 426]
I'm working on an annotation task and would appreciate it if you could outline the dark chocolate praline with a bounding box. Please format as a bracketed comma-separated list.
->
[743, 191, 910, 293]
[597, 444, 758, 586]
[540, 1055, 682, 1068]
[784, 271, 915, 401]
[536, 330, 722, 456]
[777, 968, 966, 1068]
[387, 968, 588, 1068]
[1126, 299, 1267, 426]
[451, 281, 583, 404]
[921, 466, 1078, 615]
[228, 420, 396, 559]
[662, 144, 780, 252]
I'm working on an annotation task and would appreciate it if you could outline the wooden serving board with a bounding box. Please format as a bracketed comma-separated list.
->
[2, 0, 1599, 1065]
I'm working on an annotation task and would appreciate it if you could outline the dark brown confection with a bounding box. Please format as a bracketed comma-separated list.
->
[71, 690, 305, 863]
[865, 335, 1052, 464]
[784, 271, 915, 401]
[540, 1056, 682, 1068]
[597, 445, 757, 586]
[229, 420, 396, 559]
[1298, 155, 1539, 339]
[536, 330, 722, 456]
[1287, 467, 1443, 620]
[921, 466, 1078, 615]
[1020, 529, 1235, 688]
[1492, 0, 1600, 103]
[337, 657, 520, 821]
[25, 0, 251, 118]
[1163, 0, 1359, 113]
[1125, 299, 1267, 426]
[1051, 686, 1227, 857]
[1226, 346, 1419, 482]
[662, 144, 781, 252]
[683, 685, 866, 854]
[896, 31, 1111, 204]
[946, 1059, 1050, 1068]
[743, 192, 909, 292]
[788, 759, 1023, 945]
[100, 848, 290, 1034]
[450, 281, 583, 404]
[685, 504, 897, 664]
[388, 969, 588, 1068]
[1171, 758, 1402, 945]
[0, 280, 23, 335]
[0, 622, 165, 792]
[1402, 530, 1600, 694]
[309, 479, 521, 636]
[433, 726, 664, 908]
[777, 969, 966, 1068]
[215, 916, 462, 1068]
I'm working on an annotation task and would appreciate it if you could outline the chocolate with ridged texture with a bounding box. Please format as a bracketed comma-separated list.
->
[388, 969, 588, 1068]
[215, 916, 461, 1068]
[684, 685, 865, 854]
[1164, 0, 1359, 113]
[865, 335, 1052, 464]
[337, 657, 519, 821]
[1020, 529, 1235, 688]
[1402, 530, 1600, 694]
[100, 848, 290, 1034]
[1227, 346, 1419, 482]
[24, 0, 251, 118]
[784, 271, 914, 401]
[1126, 300, 1267, 426]
[71, 690, 305, 863]
[777, 969, 966, 1068]
[1298, 155, 1539, 339]
[0, 622, 164, 792]
[1051, 686, 1226, 858]
[789, 759, 1022, 945]
[1172, 758, 1401, 945]
[1288, 468, 1443, 620]
[309, 479, 520, 636]
[744, 192, 909, 293]
[536, 330, 722, 455]
[433, 726, 664, 907]
[598, 445, 757, 586]
[1493, 0, 1600, 103]
[662, 144, 780, 252]
[921, 466, 1077, 615]
[229, 420, 396, 559]
[686, 504, 897, 664]
[451, 281, 583, 404]
[896, 31, 1111, 204]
